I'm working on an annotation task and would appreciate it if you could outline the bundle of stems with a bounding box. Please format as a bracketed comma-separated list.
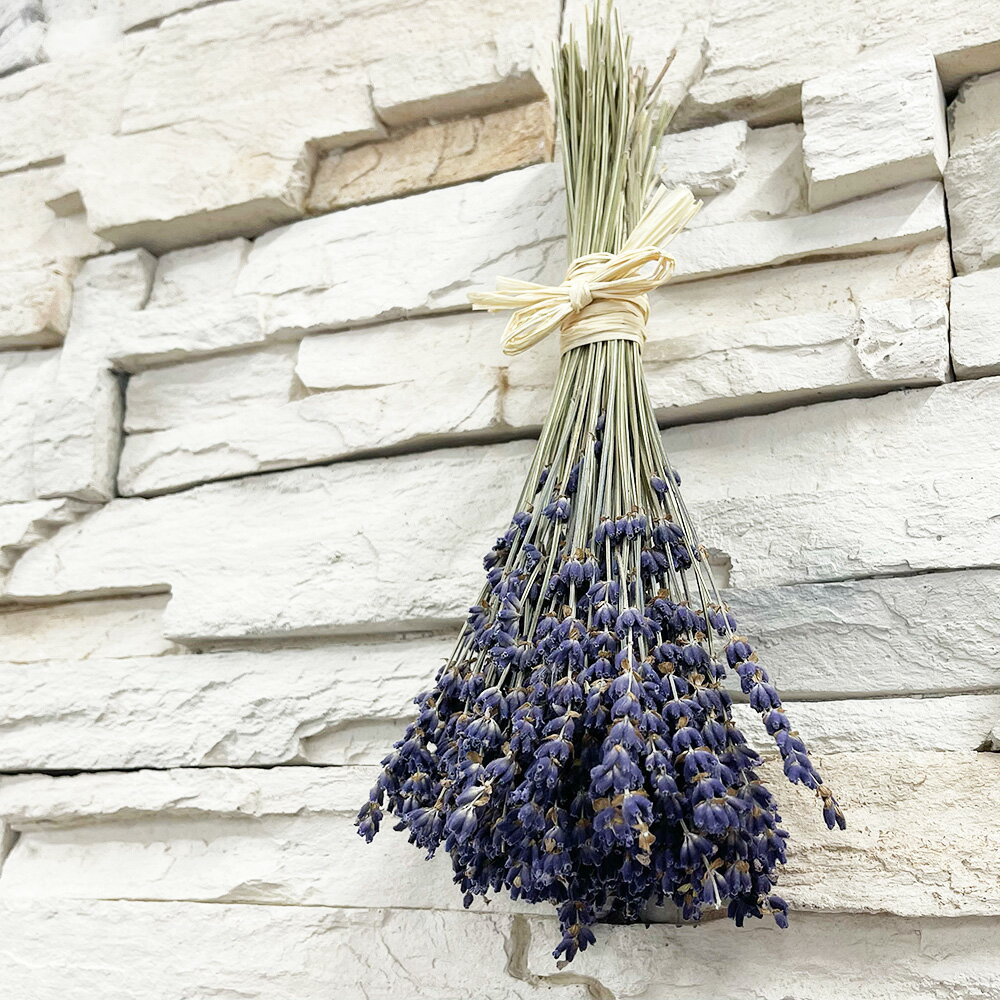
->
[358, 1, 843, 963]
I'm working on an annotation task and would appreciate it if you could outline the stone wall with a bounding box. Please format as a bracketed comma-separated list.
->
[1, 1, 1000, 997]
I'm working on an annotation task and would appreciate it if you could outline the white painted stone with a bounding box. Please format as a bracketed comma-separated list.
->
[671, 0, 1000, 128]
[0, 49, 125, 173]
[0, 350, 57, 504]
[948, 70, 1000, 150]
[0, 162, 109, 262]
[802, 53, 947, 210]
[854, 297, 950, 383]
[657, 120, 749, 197]
[0, 499, 91, 576]
[30, 251, 154, 503]
[688, 123, 806, 229]
[950, 268, 1000, 378]
[1, 753, 998, 919]
[945, 74, 1000, 275]
[525, 912, 1000, 999]
[116, 240, 950, 495]
[15, 378, 1000, 638]
[732, 569, 1000, 698]
[369, 11, 556, 126]
[732, 695, 999, 755]
[0, 595, 178, 664]
[0, 900, 590, 1000]
[237, 163, 565, 337]
[146, 237, 249, 307]
[0, 2, 45, 76]
[110, 297, 265, 372]
[118, 315, 504, 494]
[671, 180, 945, 282]
[124, 344, 298, 434]
[1, 634, 993, 772]
[0, 636, 449, 770]
[67, 122, 321, 253]
[0, 258, 74, 349]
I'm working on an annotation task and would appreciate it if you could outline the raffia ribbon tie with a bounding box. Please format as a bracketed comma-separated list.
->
[469, 185, 701, 357]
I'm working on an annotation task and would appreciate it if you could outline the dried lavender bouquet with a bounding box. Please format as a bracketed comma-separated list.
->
[357, 2, 844, 963]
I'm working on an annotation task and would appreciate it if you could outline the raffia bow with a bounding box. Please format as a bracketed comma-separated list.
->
[469, 185, 701, 356]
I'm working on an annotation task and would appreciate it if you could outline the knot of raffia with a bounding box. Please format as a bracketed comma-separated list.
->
[468, 185, 701, 357]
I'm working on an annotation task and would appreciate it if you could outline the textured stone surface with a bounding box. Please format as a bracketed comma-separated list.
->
[124, 344, 298, 433]
[0, 259, 73, 349]
[671, 0, 1000, 128]
[17, 378, 1000, 637]
[0, 595, 178, 664]
[685, 123, 806, 230]
[950, 268, 1000, 378]
[0, 50, 124, 173]
[0, 901, 995, 1000]
[0, 2, 45, 77]
[0, 350, 57, 504]
[117, 241, 951, 496]
[0, 499, 92, 577]
[0, 636, 450, 770]
[65, 0, 558, 251]
[802, 53, 947, 210]
[0, 162, 109, 263]
[0, 900, 593, 1000]
[1, 638, 993, 772]
[525, 912, 1000, 999]
[1, 754, 998, 918]
[945, 73, 1000, 275]
[118, 314, 505, 494]
[307, 101, 554, 213]
[238, 162, 565, 337]
[657, 120, 749, 197]
[734, 569, 1000, 697]
[671, 180, 945, 282]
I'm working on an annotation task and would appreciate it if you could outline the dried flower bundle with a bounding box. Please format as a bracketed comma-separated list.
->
[357, 1, 844, 962]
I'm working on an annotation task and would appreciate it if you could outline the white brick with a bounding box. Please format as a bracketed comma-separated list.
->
[237, 163, 565, 337]
[124, 344, 298, 434]
[118, 316, 503, 494]
[1, 754, 998, 919]
[802, 53, 947, 210]
[1, 642, 992, 772]
[0, 49, 125, 173]
[369, 13, 555, 126]
[31, 251, 154, 503]
[0, 350, 57, 504]
[10, 378, 1000, 639]
[671, 181, 945, 282]
[0, 258, 74, 349]
[0, 499, 92, 577]
[945, 74, 1000, 275]
[0, 637, 449, 770]
[688, 123, 806, 229]
[116, 244, 952, 497]
[525, 912, 1000, 999]
[657, 120, 749, 197]
[734, 570, 1000, 698]
[67, 122, 323, 253]
[0, 2, 45, 76]
[0, 900, 586, 1000]
[0, 595, 178, 664]
[146, 238, 250, 307]
[949, 70, 1000, 150]
[950, 268, 1000, 378]
[0, 162, 109, 262]
[672, 0, 1000, 128]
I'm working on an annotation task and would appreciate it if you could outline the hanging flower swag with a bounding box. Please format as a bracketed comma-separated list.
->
[357, 0, 845, 963]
